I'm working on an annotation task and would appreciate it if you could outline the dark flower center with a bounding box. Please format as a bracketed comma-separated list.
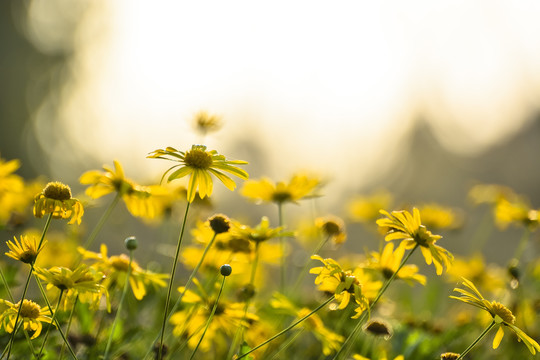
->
[184, 148, 213, 169]
[43, 182, 72, 201]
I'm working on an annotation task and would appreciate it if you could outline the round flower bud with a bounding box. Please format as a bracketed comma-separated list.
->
[208, 214, 231, 234]
[220, 264, 232, 276]
[124, 236, 138, 250]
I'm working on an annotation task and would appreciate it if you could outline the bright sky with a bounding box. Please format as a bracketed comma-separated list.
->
[26, 0, 540, 195]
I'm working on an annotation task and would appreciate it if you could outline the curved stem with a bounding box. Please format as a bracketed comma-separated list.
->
[332, 244, 420, 360]
[189, 274, 227, 360]
[236, 295, 336, 359]
[38, 289, 64, 358]
[82, 194, 121, 251]
[456, 321, 496, 360]
[158, 201, 191, 360]
[103, 249, 133, 360]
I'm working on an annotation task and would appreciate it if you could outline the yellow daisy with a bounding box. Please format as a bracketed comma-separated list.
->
[315, 215, 347, 245]
[0, 299, 52, 339]
[33, 182, 84, 225]
[232, 217, 292, 244]
[417, 203, 463, 230]
[348, 189, 393, 223]
[451, 278, 540, 355]
[148, 144, 249, 203]
[366, 242, 426, 285]
[376, 208, 453, 275]
[192, 110, 223, 136]
[5, 235, 46, 265]
[241, 173, 320, 205]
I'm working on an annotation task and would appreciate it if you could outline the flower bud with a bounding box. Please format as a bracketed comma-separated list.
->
[125, 236, 138, 250]
[220, 264, 232, 276]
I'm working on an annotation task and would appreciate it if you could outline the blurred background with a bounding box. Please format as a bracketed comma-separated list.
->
[2, 0, 540, 264]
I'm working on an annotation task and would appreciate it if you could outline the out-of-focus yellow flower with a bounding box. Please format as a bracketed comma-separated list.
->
[270, 292, 344, 356]
[315, 215, 347, 245]
[34, 264, 109, 311]
[439, 353, 460, 360]
[348, 189, 393, 223]
[451, 278, 540, 354]
[241, 173, 320, 205]
[493, 198, 539, 230]
[417, 204, 463, 230]
[310, 256, 381, 317]
[79, 244, 167, 300]
[5, 235, 46, 265]
[148, 145, 248, 203]
[366, 243, 426, 285]
[468, 184, 518, 205]
[33, 182, 84, 225]
[232, 217, 293, 244]
[377, 208, 453, 275]
[446, 254, 505, 294]
[192, 110, 223, 136]
[170, 286, 258, 353]
[80, 160, 167, 219]
[353, 352, 404, 360]
[0, 299, 52, 339]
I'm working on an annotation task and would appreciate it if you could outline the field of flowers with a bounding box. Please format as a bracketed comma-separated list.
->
[0, 114, 539, 359]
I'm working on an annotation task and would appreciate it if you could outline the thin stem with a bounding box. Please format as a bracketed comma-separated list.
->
[236, 295, 336, 359]
[332, 244, 420, 360]
[158, 201, 191, 360]
[189, 274, 227, 360]
[83, 194, 121, 251]
[5, 214, 52, 359]
[278, 203, 285, 293]
[293, 235, 331, 290]
[268, 328, 305, 360]
[59, 296, 78, 360]
[456, 321, 497, 360]
[103, 249, 134, 360]
[38, 289, 64, 358]
[512, 227, 530, 263]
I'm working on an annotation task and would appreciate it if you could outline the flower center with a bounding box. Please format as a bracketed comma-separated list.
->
[272, 191, 292, 203]
[19, 300, 41, 319]
[19, 250, 37, 264]
[184, 148, 213, 169]
[111, 255, 132, 272]
[208, 214, 231, 234]
[43, 182, 72, 201]
[321, 221, 341, 236]
[490, 302, 515, 324]
[382, 267, 395, 280]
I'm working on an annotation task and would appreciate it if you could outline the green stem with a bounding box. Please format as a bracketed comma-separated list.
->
[268, 328, 305, 360]
[59, 296, 78, 360]
[278, 203, 285, 293]
[512, 227, 530, 263]
[158, 201, 191, 360]
[293, 235, 331, 290]
[82, 194, 121, 251]
[332, 244, 420, 360]
[456, 321, 497, 360]
[103, 249, 133, 360]
[5, 214, 52, 359]
[189, 274, 227, 360]
[236, 295, 336, 359]
[38, 289, 64, 358]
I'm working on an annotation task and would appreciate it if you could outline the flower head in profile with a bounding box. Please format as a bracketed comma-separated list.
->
[232, 216, 293, 244]
[241, 173, 320, 205]
[270, 293, 344, 355]
[33, 182, 84, 224]
[417, 204, 463, 230]
[348, 189, 393, 223]
[34, 264, 109, 311]
[310, 255, 381, 317]
[0, 299, 52, 339]
[192, 110, 223, 136]
[451, 278, 540, 354]
[315, 215, 347, 245]
[80, 160, 167, 219]
[366, 242, 426, 285]
[5, 235, 46, 265]
[79, 244, 168, 300]
[493, 198, 539, 230]
[376, 208, 453, 275]
[148, 145, 248, 203]
[353, 352, 404, 360]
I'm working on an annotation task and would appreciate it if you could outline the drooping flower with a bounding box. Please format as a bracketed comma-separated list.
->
[232, 217, 292, 244]
[241, 173, 320, 205]
[148, 145, 249, 203]
[376, 208, 453, 275]
[80, 160, 167, 219]
[0, 299, 52, 339]
[5, 235, 46, 265]
[79, 244, 168, 300]
[315, 215, 347, 245]
[450, 278, 540, 354]
[33, 182, 84, 224]
[366, 242, 426, 285]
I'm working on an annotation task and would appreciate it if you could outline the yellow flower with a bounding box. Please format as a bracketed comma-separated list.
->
[366, 243, 426, 285]
[0, 157, 24, 194]
[468, 183, 518, 205]
[5, 235, 46, 264]
[192, 110, 223, 136]
[493, 198, 539, 230]
[33, 182, 84, 224]
[445, 254, 505, 294]
[270, 293, 344, 355]
[34, 264, 109, 311]
[241, 173, 320, 205]
[353, 353, 404, 360]
[315, 215, 347, 245]
[79, 244, 168, 300]
[348, 189, 393, 223]
[170, 286, 258, 352]
[376, 208, 453, 275]
[310, 256, 381, 317]
[0, 299, 52, 339]
[232, 217, 293, 244]
[417, 204, 463, 230]
[148, 145, 249, 203]
[80, 160, 167, 219]
[451, 278, 540, 355]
